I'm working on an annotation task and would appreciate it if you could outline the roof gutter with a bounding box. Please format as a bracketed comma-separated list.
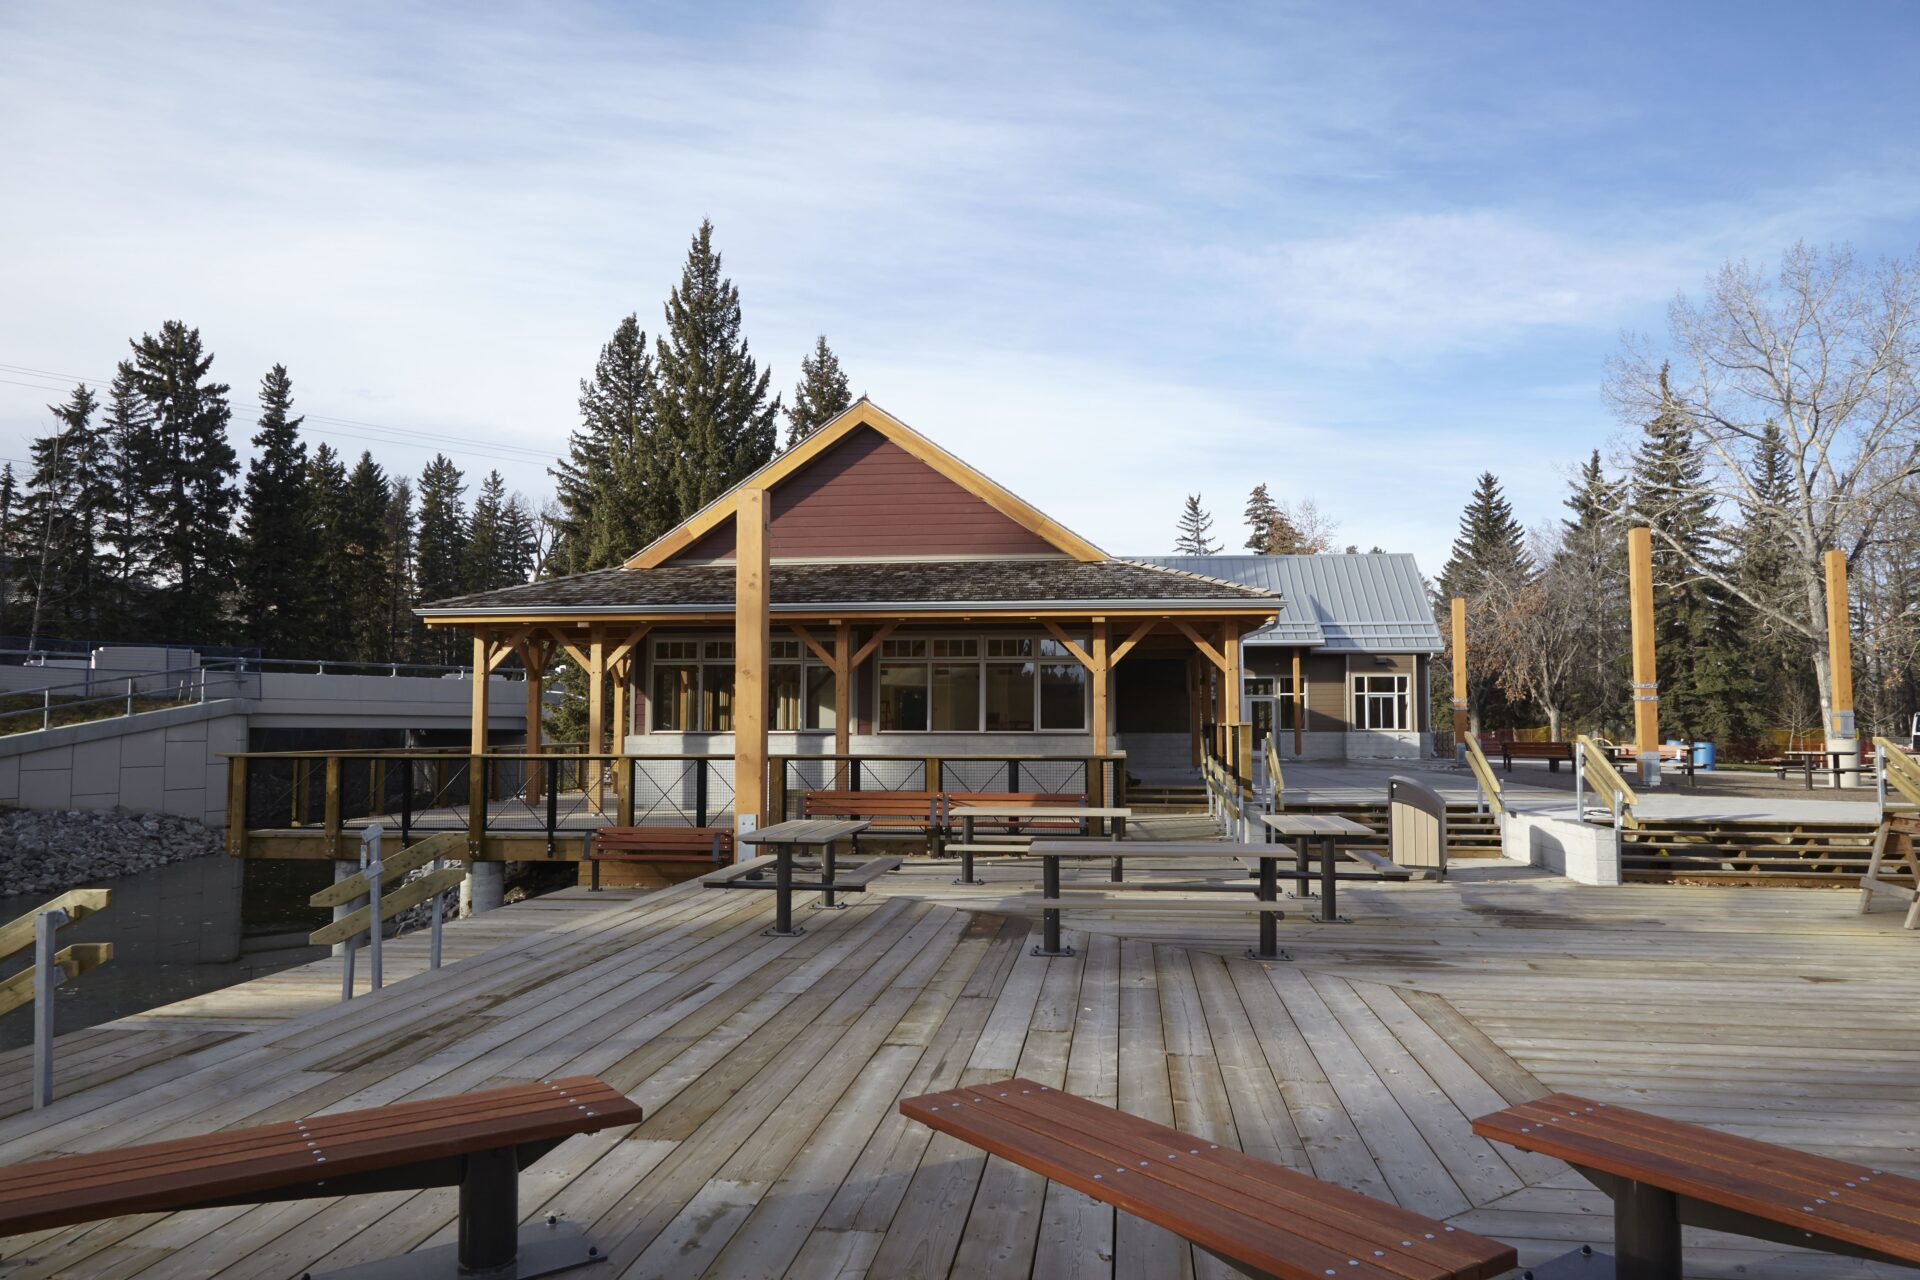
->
[417, 596, 1279, 620]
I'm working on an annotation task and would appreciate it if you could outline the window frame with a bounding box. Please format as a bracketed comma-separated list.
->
[876, 632, 1091, 735]
[1349, 672, 1411, 731]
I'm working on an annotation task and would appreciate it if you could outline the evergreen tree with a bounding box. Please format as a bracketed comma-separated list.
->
[100, 362, 154, 632]
[1174, 494, 1220, 554]
[785, 335, 851, 448]
[125, 321, 239, 642]
[20, 385, 114, 640]
[383, 479, 416, 662]
[1437, 472, 1531, 732]
[1727, 422, 1813, 742]
[1243, 484, 1282, 553]
[652, 221, 780, 520]
[235, 365, 314, 655]
[340, 452, 393, 660]
[501, 495, 540, 585]
[1630, 365, 1732, 739]
[413, 455, 468, 662]
[0, 463, 16, 637]
[550, 314, 661, 575]
[1438, 472, 1530, 599]
[462, 470, 512, 593]
[1554, 451, 1631, 733]
[304, 444, 354, 657]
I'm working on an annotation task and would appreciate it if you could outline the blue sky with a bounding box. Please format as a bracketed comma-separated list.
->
[2, 2, 1917, 566]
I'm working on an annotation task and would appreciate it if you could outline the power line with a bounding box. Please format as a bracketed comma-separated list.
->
[0, 361, 563, 472]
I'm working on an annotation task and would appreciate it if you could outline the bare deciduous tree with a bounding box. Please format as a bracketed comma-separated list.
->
[1607, 243, 1920, 751]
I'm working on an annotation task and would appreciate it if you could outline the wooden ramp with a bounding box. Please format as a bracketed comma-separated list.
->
[0, 862, 1916, 1277]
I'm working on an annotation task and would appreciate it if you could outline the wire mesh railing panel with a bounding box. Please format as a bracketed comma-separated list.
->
[856, 759, 929, 791]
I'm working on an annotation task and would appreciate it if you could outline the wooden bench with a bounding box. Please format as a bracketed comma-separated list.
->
[802, 790, 947, 853]
[946, 791, 1088, 833]
[0, 1076, 642, 1278]
[1499, 740, 1575, 772]
[1859, 812, 1920, 928]
[586, 825, 733, 889]
[1474, 1091, 1920, 1276]
[903, 1079, 1516, 1280]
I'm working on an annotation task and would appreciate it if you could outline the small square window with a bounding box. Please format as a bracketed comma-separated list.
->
[704, 640, 734, 660]
[770, 639, 800, 660]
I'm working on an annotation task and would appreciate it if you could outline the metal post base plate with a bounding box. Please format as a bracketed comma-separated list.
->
[953, 877, 985, 886]
[1312, 914, 1351, 925]
[762, 925, 806, 938]
[1517, 1244, 1614, 1278]
[306, 1220, 603, 1280]
[1030, 945, 1075, 957]
[1244, 948, 1292, 963]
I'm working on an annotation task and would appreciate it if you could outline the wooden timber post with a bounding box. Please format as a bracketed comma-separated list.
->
[1291, 647, 1304, 755]
[735, 487, 770, 835]
[585, 630, 607, 812]
[1825, 549, 1860, 785]
[470, 634, 491, 754]
[833, 620, 852, 785]
[469, 633, 491, 853]
[1090, 618, 1110, 755]
[521, 639, 547, 805]
[1188, 653, 1203, 767]
[1449, 597, 1469, 760]
[225, 756, 247, 855]
[1627, 526, 1661, 784]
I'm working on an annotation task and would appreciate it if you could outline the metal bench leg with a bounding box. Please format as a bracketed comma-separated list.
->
[816, 839, 846, 909]
[956, 815, 982, 886]
[1317, 836, 1348, 924]
[1249, 857, 1289, 962]
[766, 849, 803, 937]
[1032, 856, 1073, 957]
[459, 1147, 520, 1272]
[1614, 1180, 1681, 1280]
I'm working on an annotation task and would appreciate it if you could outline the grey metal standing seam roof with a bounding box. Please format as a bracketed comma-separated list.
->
[1130, 553, 1444, 653]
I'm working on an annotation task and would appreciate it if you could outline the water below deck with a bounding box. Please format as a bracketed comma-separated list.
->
[1, 822, 1916, 1278]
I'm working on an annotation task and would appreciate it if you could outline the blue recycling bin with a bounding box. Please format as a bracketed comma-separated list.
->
[1693, 741, 1716, 770]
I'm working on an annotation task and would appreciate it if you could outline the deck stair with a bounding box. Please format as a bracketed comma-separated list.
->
[1125, 784, 1206, 809]
[1270, 799, 1503, 857]
[1621, 817, 1880, 882]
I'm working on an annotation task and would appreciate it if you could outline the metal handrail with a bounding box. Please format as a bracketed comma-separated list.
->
[0, 664, 261, 734]
[1264, 735, 1285, 812]
[1461, 736, 1505, 817]
[0, 888, 112, 1109]
[1574, 734, 1638, 831]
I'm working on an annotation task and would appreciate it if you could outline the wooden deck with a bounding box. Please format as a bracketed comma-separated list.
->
[1, 831, 1917, 1277]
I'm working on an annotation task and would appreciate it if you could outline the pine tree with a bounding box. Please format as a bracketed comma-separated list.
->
[1630, 366, 1732, 739]
[340, 452, 393, 661]
[785, 335, 851, 448]
[1554, 451, 1630, 732]
[100, 362, 154, 633]
[550, 314, 661, 575]
[235, 365, 314, 656]
[463, 471, 511, 593]
[1437, 472, 1531, 733]
[125, 321, 239, 642]
[383, 479, 416, 662]
[1726, 422, 1812, 742]
[20, 385, 114, 641]
[653, 221, 780, 520]
[304, 444, 354, 658]
[1243, 484, 1281, 553]
[0, 463, 16, 637]
[501, 495, 539, 585]
[1174, 495, 1220, 554]
[413, 455, 468, 662]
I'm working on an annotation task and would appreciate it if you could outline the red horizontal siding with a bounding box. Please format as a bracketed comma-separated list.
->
[674, 427, 1062, 562]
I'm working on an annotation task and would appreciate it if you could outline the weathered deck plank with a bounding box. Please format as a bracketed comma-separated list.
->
[0, 861, 1915, 1278]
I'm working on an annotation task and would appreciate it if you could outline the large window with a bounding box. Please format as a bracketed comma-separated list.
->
[649, 637, 835, 733]
[1351, 673, 1410, 730]
[878, 634, 1088, 733]
[1245, 675, 1304, 730]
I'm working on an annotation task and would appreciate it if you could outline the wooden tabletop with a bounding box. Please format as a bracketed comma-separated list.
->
[1027, 840, 1285, 859]
[1261, 812, 1374, 837]
[740, 819, 871, 845]
[949, 805, 1132, 818]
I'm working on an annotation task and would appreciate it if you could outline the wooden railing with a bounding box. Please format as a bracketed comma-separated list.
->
[225, 749, 1130, 857]
[1461, 735, 1505, 817]
[1574, 735, 1638, 830]
[0, 888, 112, 1109]
[1875, 737, 1920, 809]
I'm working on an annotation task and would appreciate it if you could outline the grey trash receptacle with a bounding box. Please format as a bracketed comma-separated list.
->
[1387, 775, 1447, 877]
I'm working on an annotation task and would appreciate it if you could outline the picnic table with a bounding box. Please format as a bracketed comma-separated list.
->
[1260, 812, 1381, 924]
[703, 819, 891, 937]
[1779, 748, 1866, 789]
[1027, 839, 1301, 960]
[947, 803, 1132, 884]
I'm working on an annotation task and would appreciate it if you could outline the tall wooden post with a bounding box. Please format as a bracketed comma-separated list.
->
[1291, 647, 1304, 755]
[1223, 622, 1242, 725]
[470, 634, 491, 753]
[585, 631, 606, 811]
[1627, 526, 1661, 782]
[833, 619, 852, 782]
[1090, 618, 1110, 755]
[1824, 549, 1860, 784]
[523, 640, 546, 805]
[1188, 654, 1203, 767]
[1449, 598, 1469, 759]
[735, 488, 770, 835]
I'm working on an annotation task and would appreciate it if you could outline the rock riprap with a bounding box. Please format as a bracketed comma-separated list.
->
[0, 808, 222, 900]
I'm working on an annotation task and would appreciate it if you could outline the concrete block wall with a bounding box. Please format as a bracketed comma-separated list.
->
[1502, 809, 1621, 885]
